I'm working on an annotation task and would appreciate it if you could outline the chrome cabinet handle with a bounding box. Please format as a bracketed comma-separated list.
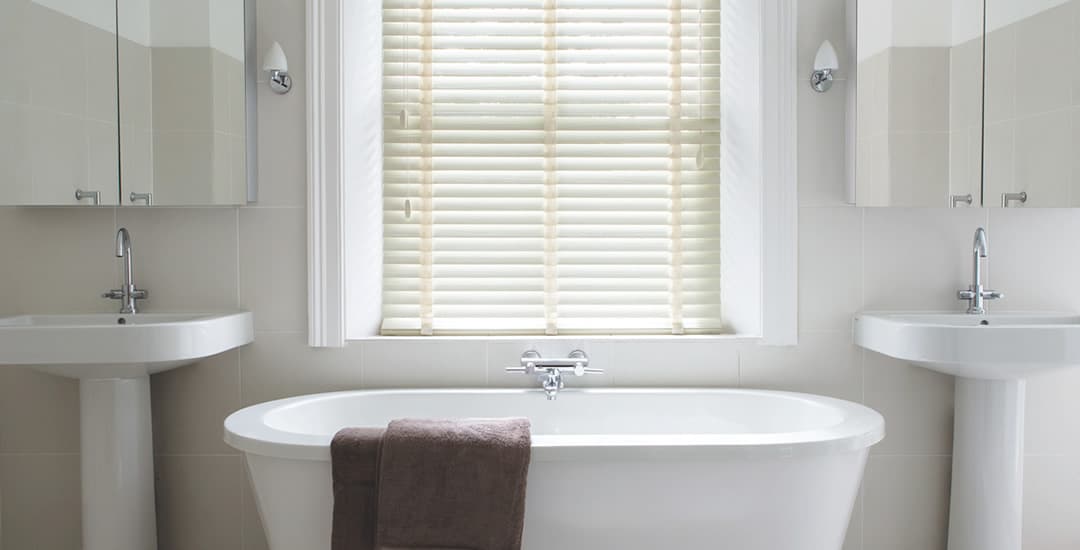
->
[129, 192, 153, 206]
[1001, 192, 1027, 208]
[75, 189, 100, 205]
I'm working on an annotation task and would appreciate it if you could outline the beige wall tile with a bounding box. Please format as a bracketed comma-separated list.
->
[799, 206, 863, 331]
[155, 455, 243, 550]
[114, 207, 239, 311]
[988, 208, 1080, 311]
[363, 339, 487, 388]
[864, 352, 954, 456]
[863, 208, 989, 311]
[739, 331, 863, 402]
[0, 453, 81, 550]
[800, 78, 850, 206]
[0, 368, 79, 453]
[1023, 455, 1080, 550]
[610, 341, 738, 387]
[862, 455, 951, 550]
[151, 350, 241, 456]
[8, 207, 117, 313]
[239, 331, 363, 406]
[239, 208, 307, 332]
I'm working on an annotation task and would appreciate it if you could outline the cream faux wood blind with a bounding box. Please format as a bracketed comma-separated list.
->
[381, 0, 722, 336]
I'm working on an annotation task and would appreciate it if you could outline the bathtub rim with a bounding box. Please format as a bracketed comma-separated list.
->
[224, 388, 884, 462]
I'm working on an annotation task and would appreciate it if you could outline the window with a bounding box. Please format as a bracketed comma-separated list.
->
[380, 0, 723, 336]
[309, 0, 795, 346]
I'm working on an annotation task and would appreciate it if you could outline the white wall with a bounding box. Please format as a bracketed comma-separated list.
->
[2, 0, 1080, 549]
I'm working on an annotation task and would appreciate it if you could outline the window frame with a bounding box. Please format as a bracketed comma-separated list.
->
[306, 0, 797, 347]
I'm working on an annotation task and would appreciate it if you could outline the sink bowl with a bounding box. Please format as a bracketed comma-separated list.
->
[0, 311, 254, 378]
[854, 311, 1080, 379]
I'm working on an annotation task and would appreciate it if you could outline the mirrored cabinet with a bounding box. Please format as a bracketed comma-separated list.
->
[854, 0, 1079, 207]
[0, 0, 256, 206]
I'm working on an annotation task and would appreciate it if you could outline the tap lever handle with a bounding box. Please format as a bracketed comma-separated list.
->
[505, 366, 529, 374]
[982, 290, 1003, 300]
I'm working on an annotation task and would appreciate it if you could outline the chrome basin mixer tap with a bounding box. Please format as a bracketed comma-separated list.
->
[957, 227, 1002, 315]
[102, 228, 149, 314]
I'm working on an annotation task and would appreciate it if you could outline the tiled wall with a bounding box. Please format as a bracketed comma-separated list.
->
[1, 0, 1080, 549]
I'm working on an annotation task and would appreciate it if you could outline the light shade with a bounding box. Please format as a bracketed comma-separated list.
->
[262, 41, 288, 73]
[814, 40, 839, 71]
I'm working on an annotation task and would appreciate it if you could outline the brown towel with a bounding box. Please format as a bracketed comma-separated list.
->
[331, 418, 532, 550]
[331, 427, 384, 550]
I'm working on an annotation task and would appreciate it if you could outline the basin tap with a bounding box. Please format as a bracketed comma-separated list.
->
[957, 227, 1002, 315]
[102, 228, 149, 314]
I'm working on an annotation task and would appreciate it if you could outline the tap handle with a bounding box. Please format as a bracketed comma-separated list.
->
[957, 290, 976, 300]
[131, 289, 149, 299]
[102, 289, 124, 300]
[505, 366, 529, 374]
[982, 290, 1003, 300]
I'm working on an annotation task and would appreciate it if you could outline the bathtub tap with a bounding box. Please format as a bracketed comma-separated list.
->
[505, 350, 603, 400]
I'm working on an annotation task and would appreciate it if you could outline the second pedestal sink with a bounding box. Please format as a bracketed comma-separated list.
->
[855, 311, 1080, 550]
[0, 311, 254, 550]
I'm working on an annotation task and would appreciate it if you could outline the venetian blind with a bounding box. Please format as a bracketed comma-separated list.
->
[381, 0, 722, 336]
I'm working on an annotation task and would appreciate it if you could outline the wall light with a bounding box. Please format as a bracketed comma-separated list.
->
[263, 41, 292, 94]
[811, 40, 839, 93]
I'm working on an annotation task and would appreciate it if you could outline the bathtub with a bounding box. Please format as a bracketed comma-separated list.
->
[225, 389, 884, 550]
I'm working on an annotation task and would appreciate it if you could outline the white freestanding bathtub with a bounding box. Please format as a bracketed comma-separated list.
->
[225, 389, 884, 550]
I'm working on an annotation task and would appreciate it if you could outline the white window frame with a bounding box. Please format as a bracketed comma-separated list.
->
[307, 0, 797, 347]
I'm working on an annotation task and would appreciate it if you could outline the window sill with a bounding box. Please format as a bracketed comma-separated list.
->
[346, 333, 765, 345]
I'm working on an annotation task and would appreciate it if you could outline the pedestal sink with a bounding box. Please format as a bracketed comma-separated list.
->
[0, 312, 254, 550]
[855, 311, 1080, 550]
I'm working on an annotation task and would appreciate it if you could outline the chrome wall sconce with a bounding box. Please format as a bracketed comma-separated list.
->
[811, 40, 839, 93]
[263, 41, 292, 94]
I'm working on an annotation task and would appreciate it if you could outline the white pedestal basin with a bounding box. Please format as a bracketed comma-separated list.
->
[0, 312, 254, 550]
[855, 312, 1080, 550]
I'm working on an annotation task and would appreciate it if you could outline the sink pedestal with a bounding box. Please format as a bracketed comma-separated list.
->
[947, 378, 1025, 550]
[81, 376, 158, 550]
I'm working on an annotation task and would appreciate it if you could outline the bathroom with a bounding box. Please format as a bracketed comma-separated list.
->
[0, 0, 1078, 548]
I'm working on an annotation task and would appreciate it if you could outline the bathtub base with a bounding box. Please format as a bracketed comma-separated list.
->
[80, 377, 158, 550]
[246, 450, 868, 550]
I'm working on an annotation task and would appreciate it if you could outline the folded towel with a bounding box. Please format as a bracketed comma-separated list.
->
[331, 427, 384, 550]
[331, 418, 532, 550]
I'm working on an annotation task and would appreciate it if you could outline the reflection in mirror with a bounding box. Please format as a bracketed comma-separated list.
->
[855, 0, 985, 207]
[983, 0, 1076, 207]
[0, 0, 120, 206]
[118, 0, 248, 206]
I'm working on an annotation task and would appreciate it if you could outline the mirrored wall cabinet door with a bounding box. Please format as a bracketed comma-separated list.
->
[0, 0, 255, 207]
[0, 0, 121, 206]
[854, 0, 986, 207]
[117, 0, 256, 206]
[855, 0, 1080, 208]
[983, 0, 1078, 208]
